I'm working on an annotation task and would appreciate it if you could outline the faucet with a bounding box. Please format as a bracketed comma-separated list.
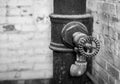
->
[61, 21, 100, 76]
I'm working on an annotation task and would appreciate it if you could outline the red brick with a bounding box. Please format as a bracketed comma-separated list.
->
[115, 22, 120, 32]
[86, 0, 98, 11]
[97, 77, 106, 84]
[99, 12, 110, 24]
[92, 68, 99, 80]
[107, 63, 120, 80]
[88, 0, 120, 83]
[108, 76, 116, 84]
[98, 2, 117, 25]
[118, 32, 120, 40]
[95, 56, 107, 69]
[104, 36, 111, 47]
[113, 55, 120, 70]
[98, 68, 109, 83]
[102, 3, 116, 16]
[93, 61, 109, 83]
[116, 3, 120, 19]
[103, 42, 115, 65]
[102, 24, 109, 36]
[93, 61, 101, 72]
[97, 1, 104, 14]
[109, 27, 117, 40]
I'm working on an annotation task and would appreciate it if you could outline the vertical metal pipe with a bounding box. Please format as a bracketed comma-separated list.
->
[50, 0, 93, 84]
[54, 0, 86, 14]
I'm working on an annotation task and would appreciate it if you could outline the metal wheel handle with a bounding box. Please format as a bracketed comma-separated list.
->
[78, 36, 100, 57]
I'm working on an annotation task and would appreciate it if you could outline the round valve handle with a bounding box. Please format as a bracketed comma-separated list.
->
[78, 36, 100, 57]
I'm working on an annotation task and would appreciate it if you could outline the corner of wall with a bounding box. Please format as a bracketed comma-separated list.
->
[87, 0, 120, 84]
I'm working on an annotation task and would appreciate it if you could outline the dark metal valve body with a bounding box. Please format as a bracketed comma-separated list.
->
[50, 0, 94, 84]
[50, 15, 93, 84]
[54, 0, 86, 14]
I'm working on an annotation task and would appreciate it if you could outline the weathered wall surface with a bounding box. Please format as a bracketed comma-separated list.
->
[0, 0, 53, 80]
[87, 0, 120, 84]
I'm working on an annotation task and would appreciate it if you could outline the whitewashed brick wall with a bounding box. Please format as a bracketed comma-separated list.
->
[0, 0, 53, 80]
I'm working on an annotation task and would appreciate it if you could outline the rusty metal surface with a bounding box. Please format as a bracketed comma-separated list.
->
[50, 14, 94, 84]
[61, 21, 88, 47]
[54, 0, 86, 14]
[50, 0, 94, 83]
[50, 14, 93, 51]
[53, 52, 90, 84]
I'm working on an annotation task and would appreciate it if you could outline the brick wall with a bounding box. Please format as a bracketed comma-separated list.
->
[0, 0, 53, 80]
[87, 0, 120, 84]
